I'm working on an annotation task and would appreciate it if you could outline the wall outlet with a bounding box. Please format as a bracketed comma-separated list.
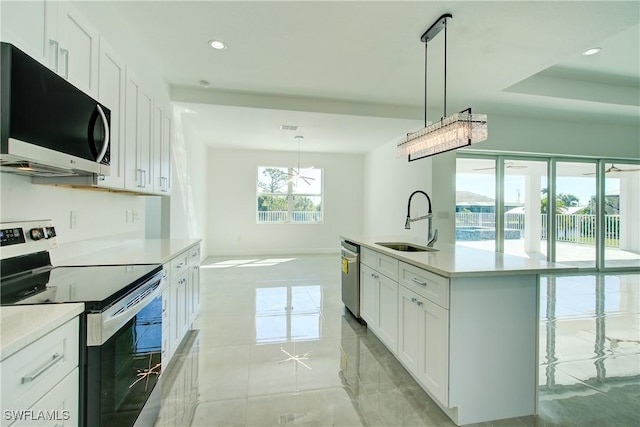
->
[70, 210, 78, 229]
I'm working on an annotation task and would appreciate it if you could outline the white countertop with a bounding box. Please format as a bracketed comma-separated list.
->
[0, 303, 84, 360]
[343, 235, 579, 278]
[52, 238, 202, 266]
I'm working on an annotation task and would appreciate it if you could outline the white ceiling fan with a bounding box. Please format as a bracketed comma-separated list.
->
[472, 162, 528, 171]
[285, 136, 315, 185]
[583, 164, 640, 176]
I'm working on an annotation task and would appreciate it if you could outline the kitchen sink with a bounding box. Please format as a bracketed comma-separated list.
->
[375, 242, 438, 252]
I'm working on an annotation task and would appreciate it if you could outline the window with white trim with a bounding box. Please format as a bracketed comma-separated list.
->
[257, 166, 323, 223]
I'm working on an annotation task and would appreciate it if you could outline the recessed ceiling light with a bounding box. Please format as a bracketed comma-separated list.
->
[209, 39, 227, 50]
[294, 135, 304, 141]
[582, 47, 602, 56]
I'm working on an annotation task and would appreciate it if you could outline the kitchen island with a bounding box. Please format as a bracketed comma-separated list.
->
[342, 235, 578, 426]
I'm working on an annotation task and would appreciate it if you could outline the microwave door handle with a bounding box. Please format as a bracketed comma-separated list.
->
[96, 104, 110, 163]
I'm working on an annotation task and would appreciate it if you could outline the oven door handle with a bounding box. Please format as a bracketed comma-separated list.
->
[104, 283, 161, 325]
[87, 273, 164, 346]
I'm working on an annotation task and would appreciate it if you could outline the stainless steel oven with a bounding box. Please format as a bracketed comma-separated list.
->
[0, 220, 163, 427]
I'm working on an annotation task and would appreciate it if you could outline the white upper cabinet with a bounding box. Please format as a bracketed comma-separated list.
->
[124, 68, 153, 192]
[150, 103, 172, 195]
[56, 2, 99, 96]
[1, 1, 99, 97]
[138, 90, 154, 191]
[160, 110, 172, 194]
[152, 103, 163, 193]
[124, 68, 141, 191]
[0, 0, 55, 67]
[2, 0, 172, 196]
[97, 37, 126, 189]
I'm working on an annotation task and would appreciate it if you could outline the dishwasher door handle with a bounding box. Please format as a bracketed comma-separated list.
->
[341, 247, 358, 261]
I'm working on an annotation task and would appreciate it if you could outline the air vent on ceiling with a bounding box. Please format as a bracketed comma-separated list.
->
[279, 125, 299, 131]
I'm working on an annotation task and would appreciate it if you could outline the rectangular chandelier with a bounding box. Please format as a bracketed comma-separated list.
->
[397, 108, 488, 160]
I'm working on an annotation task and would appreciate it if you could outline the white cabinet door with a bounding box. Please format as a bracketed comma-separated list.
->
[360, 264, 378, 327]
[124, 68, 153, 193]
[170, 274, 187, 356]
[11, 368, 79, 427]
[398, 285, 449, 406]
[377, 274, 398, 354]
[124, 67, 141, 191]
[417, 297, 449, 406]
[56, 2, 99, 96]
[138, 89, 153, 191]
[152, 103, 163, 193]
[160, 110, 172, 194]
[189, 263, 200, 323]
[97, 37, 125, 189]
[398, 286, 420, 373]
[0, 0, 56, 68]
[162, 284, 172, 368]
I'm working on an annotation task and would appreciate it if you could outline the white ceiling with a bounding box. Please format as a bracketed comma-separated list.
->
[106, 1, 640, 154]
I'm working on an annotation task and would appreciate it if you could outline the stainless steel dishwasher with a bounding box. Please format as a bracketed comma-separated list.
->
[341, 239, 361, 319]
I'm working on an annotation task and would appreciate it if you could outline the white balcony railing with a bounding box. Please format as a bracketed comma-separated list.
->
[456, 212, 621, 247]
[258, 211, 322, 223]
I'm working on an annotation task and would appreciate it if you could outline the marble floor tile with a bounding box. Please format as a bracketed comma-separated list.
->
[154, 256, 640, 427]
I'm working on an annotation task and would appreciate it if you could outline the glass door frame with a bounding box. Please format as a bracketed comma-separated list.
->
[457, 152, 639, 272]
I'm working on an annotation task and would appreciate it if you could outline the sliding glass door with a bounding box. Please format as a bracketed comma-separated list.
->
[455, 158, 496, 252]
[503, 159, 548, 260]
[604, 162, 640, 268]
[554, 161, 597, 268]
[456, 155, 639, 270]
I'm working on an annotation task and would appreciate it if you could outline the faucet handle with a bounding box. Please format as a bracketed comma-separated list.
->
[427, 229, 438, 247]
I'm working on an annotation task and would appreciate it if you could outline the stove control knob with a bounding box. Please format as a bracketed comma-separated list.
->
[44, 227, 56, 239]
[29, 228, 45, 241]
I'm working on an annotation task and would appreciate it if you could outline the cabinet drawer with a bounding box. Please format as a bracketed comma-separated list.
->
[399, 262, 449, 309]
[171, 251, 189, 277]
[362, 248, 398, 281]
[10, 368, 80, 427]
[188, 245, 201, 266]
[361, 248, 377, 269]
[1, 318, 79, 418]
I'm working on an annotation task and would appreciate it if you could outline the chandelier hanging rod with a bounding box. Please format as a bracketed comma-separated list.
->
[397, 12, 488, 161]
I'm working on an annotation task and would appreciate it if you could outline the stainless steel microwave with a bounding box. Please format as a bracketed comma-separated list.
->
[0, 42, 110, 177]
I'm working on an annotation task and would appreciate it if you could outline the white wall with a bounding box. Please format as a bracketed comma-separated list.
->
[170, 108, 209, 253]
[207, 147, 363, 255]
[466, 113, 640, 159]
[363, 139, 434, 242]
[0, 173, 146, 243]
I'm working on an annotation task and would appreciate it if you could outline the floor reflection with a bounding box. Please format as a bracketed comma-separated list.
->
[155, 255, 639, 427]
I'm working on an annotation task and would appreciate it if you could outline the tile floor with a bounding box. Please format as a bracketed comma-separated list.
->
[154, 255, 639, 427]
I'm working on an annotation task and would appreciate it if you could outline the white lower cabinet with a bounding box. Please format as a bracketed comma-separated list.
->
[162, 244, 201, 368]
[361, 249, 449, 406]
[398, 285, 449, 406]
[10, 368, 79, 427]
[358, 245, 539, 425]
[360, 249, 398, 354]
[360, 264, 378, 327]
[1, 317, 79, 427]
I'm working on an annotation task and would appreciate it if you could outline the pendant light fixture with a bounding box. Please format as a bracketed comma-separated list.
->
[397, 14, 488, 161]
[286, 135, 315, 185]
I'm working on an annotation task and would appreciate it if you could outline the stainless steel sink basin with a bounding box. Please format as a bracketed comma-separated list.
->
[375, 242, 438, 252]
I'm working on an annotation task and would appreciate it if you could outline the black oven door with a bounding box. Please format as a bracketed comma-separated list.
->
[86, 294, 162, 427]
